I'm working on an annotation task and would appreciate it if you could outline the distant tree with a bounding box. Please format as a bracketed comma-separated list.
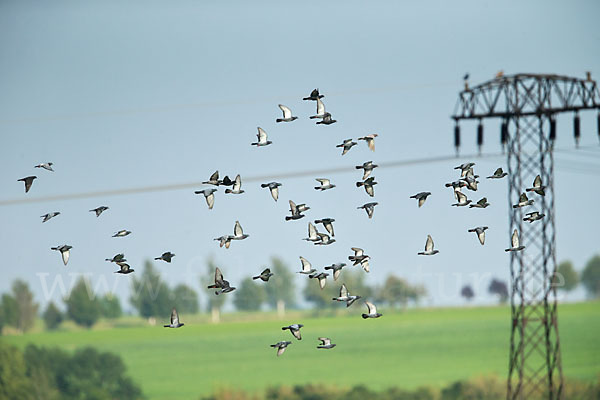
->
[172, 284, 199, 314]
[42, 302, 63, 330]
[130, 261, 172, 319]
[99, 294, 122, 319]
[460, 285, 475, 301]
[11, 280, 38, 333]
[581, 254, 600, 298]
[488, 278, 509, 304]
[233, 277, 265, 311]
[264, 257, 296, 316]
[377, 275, 425, 308]
[201, 258, 227, 323]
[551, 261, 579, 292]
[64, 278, 101, 328]
[1, 293, 18, 329]
[0, 344, 33, 400]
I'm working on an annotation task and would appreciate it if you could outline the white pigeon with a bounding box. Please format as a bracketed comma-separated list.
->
[298, 256, 316, 275]
[225, 174, 244, 194]
[231, 221, 249, 240]
[251, 127, 272, 147]
[451, 191, 472, 207]
[314, 178, 336, 191]
[309, 98, 326, 119]
[163, 308, 184, 328]
[35, 162, 54, 172]
[362, 301, 382, 319]
[303, 222, 320, 242]
[505, 229, 525, 252]
[358, 134, 378, 151]
[276, 104, 298, 123]
[315, 232, 335, 246]
[317, 337, 336, 349]
[418, 235, 439, 255]
[51, 245, 72, 266]
[468, 226, 488, 245]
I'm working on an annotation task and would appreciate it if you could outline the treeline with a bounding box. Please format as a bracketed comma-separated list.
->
[0, 342, 143, 400]
[200, 377, 600, 400]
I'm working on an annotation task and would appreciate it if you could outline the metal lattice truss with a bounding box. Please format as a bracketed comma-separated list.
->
[453, 74, 600, 120]
[506, 116, 562, 399]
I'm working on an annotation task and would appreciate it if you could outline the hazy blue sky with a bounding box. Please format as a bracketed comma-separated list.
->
[1, 0, 599, 311]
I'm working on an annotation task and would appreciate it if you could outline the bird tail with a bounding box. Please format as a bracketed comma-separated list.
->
[260, 184, 268, 188]
[362, 314, 369, 319]
[154, 257, 160, 260]
[285, 216, 293, 221]
[356, 182, 363, 187]
[281, 327, 289, 331]
[252, 276, 259, 280]
[163, 325, 171, 328]
[276, 118, 283, 123]
[207, 284, 217, 289]
[51, 247, 58, 251]
[309, 115, 320, 119]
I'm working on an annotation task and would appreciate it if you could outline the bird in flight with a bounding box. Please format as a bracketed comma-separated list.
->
[164, 308, 184, 328]
[410, 192, 431, 208]
[270, 341, 292, 357]
[523, 211, 545, 223]
[316, 112, 337, 125]
[358, 134, 378, 151]
[282, 323, 304, 340]
[114, 262, 134, 274]
[505, 229, 525, 252]
[206, 267, 236, 295]
[336, 139, 357, 155]
[224, 174, 244, 195]
[357, 202, 378, 219]
[195, 188, 217, 210]
[418, 235, 439, 255]
[202, 170, 222, 186]
[451, 191, 472, 207]
[303, 88, 324, 101]
[303, 222, 320, 242]
[512, 193, 534, 209]
[35, 162, 54, 172]
[251, 127, 272, 147]
[41, 212, 60, 223]
[356, 176, 377, 197]
[468, 226, 488, 245]
[112, 230, 131, 238]
[314, 218, 335, 237]
[308, 271, 329, 289]
[89, 206, 109, 217]
[348, 247, 370, 272]
[297, 256, 316, 275]
[276, 104, 298, 123]
[51, 245, 72, 266]
[526, 175, 546, 196]
[252, 268, 273, 282]
[154, 252, 175, 263]
[324, 263, 346, 281]
[454, 162, 475, 177]
[355, 161, 378, 180]
[105, 253, 126, 263]
[230, 221, 249, 240]
[18, 176, 37, 193]
[317, 337, 336, 349]
[261, 182, 282, 202]
[309, 98, 327, 119]
[362, 301, 382, 319]
[487, 168, 508, 179]
[332, 283, 361, 307]
[469, 197, 489, 209]
[314, 178, 336, 191]
[286, 200, 308, 221]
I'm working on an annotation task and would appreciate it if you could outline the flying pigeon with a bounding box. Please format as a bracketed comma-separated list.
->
[297, 256, 316, 275]
[454, 162, 475, 177]
[358, 134, 378, 151]
[231, 221, 249, 240]
[418, 235, 439, 255]
[260, 182, 282, 202]
[336, 139, 357, 155]
[316, 112, 337, 125]
[303, 222, 320, 242]
[309, 98, 326, 119]
[355, 161, 378, 180]
[252, 268, 273, 282]
[195, 188, 217, 209]
[315, 232, 335, 246]
[114, 262, 134, 274]
[348, 248, 370, 272]
[468, 226, 488, 245]
[89, 206, 109, 217]
[487, 168, 508, 179]
[505, 229, 525, 252]
[445, 180, 468, 197]
[220, 175, 234, 186]
[357, 202, 378, 219]
[451, 191, 472, 207]
[356, 176, 377, 197]
[362, 301, 382, 319]
[286, 200, 308, 221]
[314, 218, 335, 236]
[214, 235, 232, 249]
[303, 88, 324, 101]
[461, 168, 479, 191]
[317, 337, 336, 349]
[154, 252, 175, 263]
[206, 267, 236, 295]
[469, 197, 489, 208]
[332, 283, 361, 307]
[314, 178, 336, 191]
[105, 253, 126, 263]
[251, 127, 272, 147]
[512, 193, 534, 209]
[410, 192, 431, 208]
[112, 230, 131, 237]
[526, 175, 546, 196]
[202, 170, 222, 186]
[163, 308, 184, 328]
[276, 104, 297, 123]
[17, 176, 37, 193]
[309, 272, 329, 289]
[297, 203, 310, 213]
[51, 245, 72, 266]
[324, 263, 346, 281]
[270, 341, 292, 356]
[523, 211, 545, 223]
[282, 323, 303, 340]
[225, 174, 244, 194]
[41, 212, 60, 223]
[35, 162, 54, 171]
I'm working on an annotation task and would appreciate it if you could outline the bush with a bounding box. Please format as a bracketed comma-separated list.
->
[42, 301, 63, 330]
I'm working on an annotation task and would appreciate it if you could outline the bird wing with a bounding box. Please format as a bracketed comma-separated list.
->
[316, 178, 330, 186]
[209, 170, 219, 181]
[316, 98, 325, 115]
[215, 267, 224, 284]
[333, 269, 341, 281]
[324, 222, 334, 236]
[511, 229, 520, 248]
[340, 284, 348, 298]
[318, 337, 330, 346]
[519, 193, 528, 203]
[270, 186, 279, 201]
[308, 222, 317, 238]
[171, 308, 179, 325]
[262, 268, 271, 275]
[300, 256, 311, 272]
[257, 127, 268, 143]
[425, 235, 434, 252]
[318, 276, 327, 289]
[478, 230, 485, 245]
[278, 104, 292, 119]
[367, 137, 375, 151]
[360, 258, 370, 273]
[61, 249, 70, 265]
[366, 205, 375, 218]
[365, 301, 376, 314]
[494, 168, 503, 176]
[206, 192, 215, 209]
[277, 346, 287, 356]
[351, 247, 364, 256]
[456, 191, 467, 203]
[365, 184, 374, 197]
[478, 197, 487, 206]
[292, 329, 302, 340]
[233, 174, 242, 191]
[234, 221, 243, 236]
[533, 175, 542, 188]
[289, 200, 298, 214]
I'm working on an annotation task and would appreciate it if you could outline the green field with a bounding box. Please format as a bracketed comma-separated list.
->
[3, 302, 599, 399]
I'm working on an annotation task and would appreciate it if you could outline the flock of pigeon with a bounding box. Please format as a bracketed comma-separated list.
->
[16, 88, 548, 357]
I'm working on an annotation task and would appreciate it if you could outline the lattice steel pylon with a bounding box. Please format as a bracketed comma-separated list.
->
[451, 73, 600, 400]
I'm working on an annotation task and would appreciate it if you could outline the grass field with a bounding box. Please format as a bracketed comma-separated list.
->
[3, 302, 599, 399]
